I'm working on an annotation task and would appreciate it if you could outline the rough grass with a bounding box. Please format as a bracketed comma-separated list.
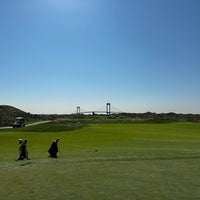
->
[0, 122, 200, 200]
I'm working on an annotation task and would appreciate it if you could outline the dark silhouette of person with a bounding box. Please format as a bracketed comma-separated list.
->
[17, 139, 30, 160]
[48, 139, 60, 158]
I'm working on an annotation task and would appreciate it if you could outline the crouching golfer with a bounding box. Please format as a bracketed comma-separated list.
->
[17, 139, 30, 160]
[48, 139, 60, 158]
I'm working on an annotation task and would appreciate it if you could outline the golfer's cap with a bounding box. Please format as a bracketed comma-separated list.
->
[18, 139, 23, 143]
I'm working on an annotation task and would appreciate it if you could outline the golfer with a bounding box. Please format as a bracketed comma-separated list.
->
[17, 139, 30, 160]
[48, 139, 60, 158]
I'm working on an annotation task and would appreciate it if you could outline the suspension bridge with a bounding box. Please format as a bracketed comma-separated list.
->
[76, 103, 122, 116]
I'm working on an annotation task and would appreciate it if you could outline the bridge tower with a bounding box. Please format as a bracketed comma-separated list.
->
[77, 106, 80, 115]
[106, 103, 111, 116]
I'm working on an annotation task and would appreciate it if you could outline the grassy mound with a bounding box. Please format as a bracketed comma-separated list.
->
[1, 121, 86, 132]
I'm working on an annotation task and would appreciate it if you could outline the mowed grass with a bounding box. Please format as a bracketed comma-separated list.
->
[0, 122, 200, 200]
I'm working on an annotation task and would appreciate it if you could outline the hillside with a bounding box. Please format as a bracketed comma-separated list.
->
[0, 105, 38, 126]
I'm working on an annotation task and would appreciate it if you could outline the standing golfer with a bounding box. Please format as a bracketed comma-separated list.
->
[48, 139, 60, 158]
[17, 139, 30, 160]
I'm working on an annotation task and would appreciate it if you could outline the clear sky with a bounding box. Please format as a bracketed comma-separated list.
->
[1, 0, 200, 114]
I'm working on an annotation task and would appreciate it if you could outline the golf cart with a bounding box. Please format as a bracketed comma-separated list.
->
[13, 117, 26, 128]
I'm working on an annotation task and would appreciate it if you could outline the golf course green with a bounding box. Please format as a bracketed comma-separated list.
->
[0, 121, 200, 200]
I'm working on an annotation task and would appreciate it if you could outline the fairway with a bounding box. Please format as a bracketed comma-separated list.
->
[0, 122, 200, 200]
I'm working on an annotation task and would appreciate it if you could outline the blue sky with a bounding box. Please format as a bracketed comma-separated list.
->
[1, 0, 200, 114]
